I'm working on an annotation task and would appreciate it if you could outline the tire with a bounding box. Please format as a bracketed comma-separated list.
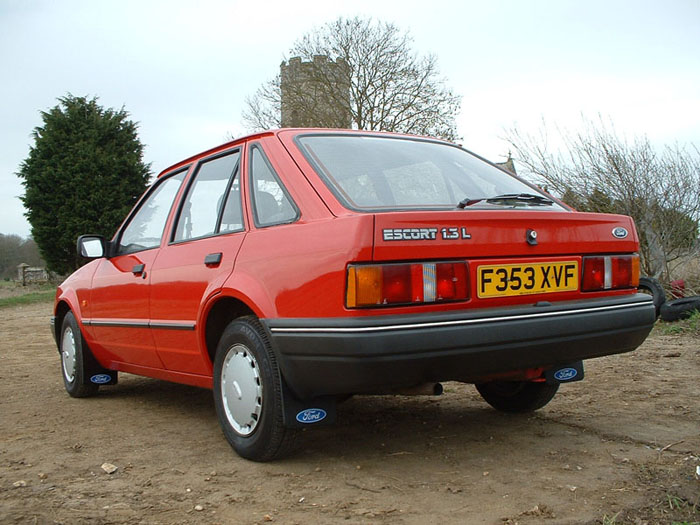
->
[213, 316, 296, 462]
[638, 276, 666, 318]
[60, 312, 99, 398]
[475, 381, 559, 413]
[659, 296, 700, 322]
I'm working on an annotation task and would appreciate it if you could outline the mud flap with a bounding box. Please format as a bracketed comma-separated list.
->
[83, 341, 118, 386]
[280, 378, 336, 429]
[88, 371, 118, 386]
[545, 361, 584, 385]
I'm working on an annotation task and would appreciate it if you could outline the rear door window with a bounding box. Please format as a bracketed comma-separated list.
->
[173, 150, 242, 242]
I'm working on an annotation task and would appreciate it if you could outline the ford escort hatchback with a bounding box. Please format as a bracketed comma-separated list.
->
[52, 129, 656, 461]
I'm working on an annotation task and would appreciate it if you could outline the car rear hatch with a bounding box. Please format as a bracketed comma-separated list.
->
[362, 209, 640, 309]
[373, 209, 638, 260]
[282, 129, 641, 308]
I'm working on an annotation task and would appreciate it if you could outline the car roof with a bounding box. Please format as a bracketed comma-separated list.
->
[156, 128, 453, 178]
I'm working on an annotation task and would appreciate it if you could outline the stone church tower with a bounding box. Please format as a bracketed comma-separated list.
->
[495, 153, 517, 174]
[280, 56, 352, 129]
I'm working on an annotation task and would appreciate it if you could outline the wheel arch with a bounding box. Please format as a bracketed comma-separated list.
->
[53, 300, 73, 351]
[203, 295, 257, 366]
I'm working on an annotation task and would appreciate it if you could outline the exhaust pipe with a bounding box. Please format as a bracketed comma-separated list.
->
[393, 382, 443, 396]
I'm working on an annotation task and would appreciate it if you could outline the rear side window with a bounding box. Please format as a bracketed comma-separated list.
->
[118, 170, 187, 254]
[249, 145, 298, 227]
[173, 150, 242, 241]
[297, 135, 564, 211]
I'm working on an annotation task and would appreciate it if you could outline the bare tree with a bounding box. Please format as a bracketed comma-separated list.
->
[0, 234, 45, 280]
[242, 17, 461, 141]
[505, 118, 700, 284]
[243, 76, 283, 132]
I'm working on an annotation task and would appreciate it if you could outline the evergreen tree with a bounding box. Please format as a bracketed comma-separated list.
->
[18, 95, 150, 274]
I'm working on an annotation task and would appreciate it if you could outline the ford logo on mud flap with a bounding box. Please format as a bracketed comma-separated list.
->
[90, 374, 112, 384]
[295, 408, 327, 424]
[553, 368, 578, 381]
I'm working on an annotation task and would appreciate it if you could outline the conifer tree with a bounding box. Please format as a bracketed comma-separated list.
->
[18, 95, 150, 273]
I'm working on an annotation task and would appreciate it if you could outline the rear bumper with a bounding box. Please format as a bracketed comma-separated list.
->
[263, 294, 655, 398]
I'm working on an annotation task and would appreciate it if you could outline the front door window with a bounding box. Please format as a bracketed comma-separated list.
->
[119, 171, 187, 254]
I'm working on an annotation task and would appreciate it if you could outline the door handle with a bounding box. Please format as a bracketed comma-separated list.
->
[132, 263, 145, 275]
[204, 253, 223, 266]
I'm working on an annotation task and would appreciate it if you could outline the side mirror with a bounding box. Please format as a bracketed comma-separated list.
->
[77, 235, 107, 259]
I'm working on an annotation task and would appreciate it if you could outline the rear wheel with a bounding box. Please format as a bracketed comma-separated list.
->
[213, 316, 296, 461]
[60, 312, 99, 398]
[476, 381, 559, 413]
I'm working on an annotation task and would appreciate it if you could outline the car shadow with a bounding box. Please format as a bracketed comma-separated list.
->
[88, 377, 541, 460]
[287, 393, 539, 462]
[92, 373, 215, 415]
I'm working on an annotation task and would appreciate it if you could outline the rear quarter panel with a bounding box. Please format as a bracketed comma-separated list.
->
[224, 215, 374, 318]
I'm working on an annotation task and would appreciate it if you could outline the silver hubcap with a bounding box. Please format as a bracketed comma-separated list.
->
[221, 344, 263, 436]
[61, 327, 77, 383]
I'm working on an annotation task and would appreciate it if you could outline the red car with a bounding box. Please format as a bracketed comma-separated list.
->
[52, 129, 655, 461]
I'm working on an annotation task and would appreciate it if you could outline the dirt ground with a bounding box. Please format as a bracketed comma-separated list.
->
[1, 300, 698, 525]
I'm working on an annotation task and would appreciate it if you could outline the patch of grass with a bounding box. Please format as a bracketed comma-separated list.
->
[601, 512, 621, 525]
[669, 494, 687, 511]
[657, 310, 700, 336]
[0, 288, 56, 309]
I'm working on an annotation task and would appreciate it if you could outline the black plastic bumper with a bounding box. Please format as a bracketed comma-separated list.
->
[262, 294, 655, 399]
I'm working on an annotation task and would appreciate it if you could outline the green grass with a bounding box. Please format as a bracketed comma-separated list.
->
[657, 310, 700, 336]
[0, 287, 56, 309]
[601, 512, 621, 525]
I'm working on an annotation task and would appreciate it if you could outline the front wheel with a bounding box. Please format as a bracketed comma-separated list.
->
[475, 381, 559, 413]
[60, 312, 99, 398]
[213, 317, 296, 462]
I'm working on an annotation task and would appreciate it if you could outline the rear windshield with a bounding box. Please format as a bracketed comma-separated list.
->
[296, 134, 564, 211]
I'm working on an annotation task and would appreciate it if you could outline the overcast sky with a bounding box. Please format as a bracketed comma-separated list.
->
[1, 0, 699, 238]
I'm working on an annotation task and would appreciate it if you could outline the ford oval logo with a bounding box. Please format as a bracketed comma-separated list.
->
[295, 408, 327, 424]
[90, 374, 112, 384]
[553, 368, 578, 381]
[612, 227, 628, 239]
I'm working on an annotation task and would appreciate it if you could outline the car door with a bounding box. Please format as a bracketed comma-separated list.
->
[87, 168, 188, 369]
[149, 147, 246, 375]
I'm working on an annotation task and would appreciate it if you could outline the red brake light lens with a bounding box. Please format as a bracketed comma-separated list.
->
[582, 255, 639, 292]
[382, 264, 413, 304]
[436, 262, 468, 300]
[582, 257, 605, 291]
[611, 255, 639, 288]
[347, 262, 469, 308]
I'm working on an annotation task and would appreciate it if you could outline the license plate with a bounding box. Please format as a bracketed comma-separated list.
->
[477, 261, 579, 298]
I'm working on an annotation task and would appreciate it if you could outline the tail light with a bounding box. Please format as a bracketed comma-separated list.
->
[582, 255, 639, 291]
[347, 262, 468, 308]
